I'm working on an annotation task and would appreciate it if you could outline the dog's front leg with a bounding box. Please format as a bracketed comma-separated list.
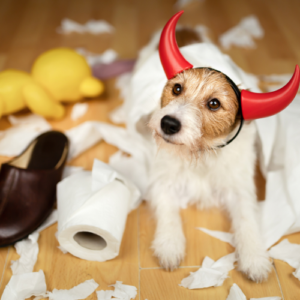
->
[151, 194, 186, 271]
[226, 191, 272, 282]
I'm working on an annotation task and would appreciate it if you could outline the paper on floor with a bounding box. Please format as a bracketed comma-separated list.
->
[36, 279, 99, 300]
[174, 0, 204, 9]
[180, 252, 236, 289]
[226, 284, 281, 300]
[269, 239, 300, 280]
[70, 103, 89, 121]
[0, 114, 51, 156]
[57, 18, 114, 34]
[62, 166, 84, 179]
[226, 284, 247, 300]
[76, 48, 118, 66]
[1, 270, 47, 300]
[109, 281, 137, 299]
[197, 227, 235, 247]
[219, 15, 264, 49]
[96, 290, 114, 300]
[110, 72, 132, 124]
[96, 281, 137, 300]
[10, 209, 58, 275]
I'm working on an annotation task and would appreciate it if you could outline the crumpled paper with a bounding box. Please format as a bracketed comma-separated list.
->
[96, 281, 137, 300]
[70, 103, 89, 121]
[109, 281, 137, 299]
[174, 0, 204, 9]
[36, 279, 99, 300]
[179, 253, 236, 289]
[226, 284, 247, 300]
[62, 166, 84, 179]
[269, 239, 300, 280]
[226, 283, 281, 300]
[57, 18, 114, 34]
[1, 272, 99, 300]
[1, 270, 47, 300]
[0, 114, 51, 156]
[10, 209, 58, 275]
[219, 15, 264, 49]
[197, 227, 235, 247]
[76, 48, 118, 66]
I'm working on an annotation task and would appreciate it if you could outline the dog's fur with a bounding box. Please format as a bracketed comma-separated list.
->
[147, 67, 272, 282]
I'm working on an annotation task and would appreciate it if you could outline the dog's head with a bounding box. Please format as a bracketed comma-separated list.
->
[148, 68, 240, 155]
[148, 11, 299, 157]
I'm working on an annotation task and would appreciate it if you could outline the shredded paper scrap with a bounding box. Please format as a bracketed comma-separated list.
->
[179, 253, 236, 289]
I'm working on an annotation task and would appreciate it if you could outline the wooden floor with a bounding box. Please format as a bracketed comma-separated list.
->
[0, 0, 300, 299]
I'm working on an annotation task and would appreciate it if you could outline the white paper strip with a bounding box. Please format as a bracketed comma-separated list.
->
[71, 103, 89, 121]
[57, 18, 114, 34]
[219, 15, 264, 49]
[10, 210, 58, 275]
[197, 227, 235, 247]
[109, 281, 137, 299]
[0, 114, 51, 156]
[40, 279, 99, 300]
[226, 283, 281, 300]
[96, 290, 114, 300]
[76, 48, 118, 66]
[180, 253, 236, 289]
[1, 270, 47, 300]
[226, 284, 247, 300]
[269, 239, 300, 268]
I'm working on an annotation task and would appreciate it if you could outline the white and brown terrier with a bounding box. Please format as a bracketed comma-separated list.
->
[147, 11, 300, 282]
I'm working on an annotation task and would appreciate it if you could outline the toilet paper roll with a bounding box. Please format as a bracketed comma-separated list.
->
[57, 159, 141, 262]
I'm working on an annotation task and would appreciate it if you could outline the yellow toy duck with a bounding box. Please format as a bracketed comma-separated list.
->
[0, 48, 104, 119]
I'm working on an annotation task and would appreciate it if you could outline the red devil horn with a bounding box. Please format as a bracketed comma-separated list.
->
[241, 65, 300, 120]
[159, 11, 193, 79]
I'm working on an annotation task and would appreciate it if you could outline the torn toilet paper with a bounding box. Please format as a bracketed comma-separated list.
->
[109, 281, 137, 299]
[1, 270, 47, 300]
[36, 279, 99, 300]
[76, 48, 118, 66]
[269, 239, 300, 280]
[174, 0, 204, 9]
[57, 159, 141, 261]
[1, 272, 99, 300]
[57, 18, 114, 34]
[219, 15, 264, 49]
[226, 284, 247, 300]
[10, 209, 58, 275]
[179, 252, 236, 289]
[197, 227, 235, 247]
[70, 103, 89, 121]
[226, 283, 281, 300]
[0, 114, 51, 156]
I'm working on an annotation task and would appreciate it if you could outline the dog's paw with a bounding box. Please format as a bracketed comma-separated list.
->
[238, 250, 272, 282]
[152, 233, 186, 271]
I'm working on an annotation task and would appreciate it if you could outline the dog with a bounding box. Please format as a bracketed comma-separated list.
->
[146, 12, 299, 282]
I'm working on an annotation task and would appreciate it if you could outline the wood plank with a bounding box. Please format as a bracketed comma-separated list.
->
[140, 267, 282, 300]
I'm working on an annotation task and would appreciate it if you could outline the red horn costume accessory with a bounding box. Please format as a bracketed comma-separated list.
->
[159, 11, 300, 121]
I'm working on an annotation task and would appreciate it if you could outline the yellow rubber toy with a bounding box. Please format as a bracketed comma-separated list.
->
[0, 48, 104, 119]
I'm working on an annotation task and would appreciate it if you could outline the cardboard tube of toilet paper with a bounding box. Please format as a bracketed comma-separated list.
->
[57, 160, 141, 262]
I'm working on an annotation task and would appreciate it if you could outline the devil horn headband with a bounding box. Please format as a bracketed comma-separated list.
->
[159, 11, 300, 120]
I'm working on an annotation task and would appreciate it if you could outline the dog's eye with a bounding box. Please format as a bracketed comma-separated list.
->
[207, 99, 221, 111]
[172, 84, 182, 96]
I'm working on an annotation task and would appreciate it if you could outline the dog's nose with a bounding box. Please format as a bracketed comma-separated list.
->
[161, 115, 181, 135]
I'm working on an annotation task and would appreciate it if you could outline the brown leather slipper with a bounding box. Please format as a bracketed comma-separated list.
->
[0, 131, 69, 247]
